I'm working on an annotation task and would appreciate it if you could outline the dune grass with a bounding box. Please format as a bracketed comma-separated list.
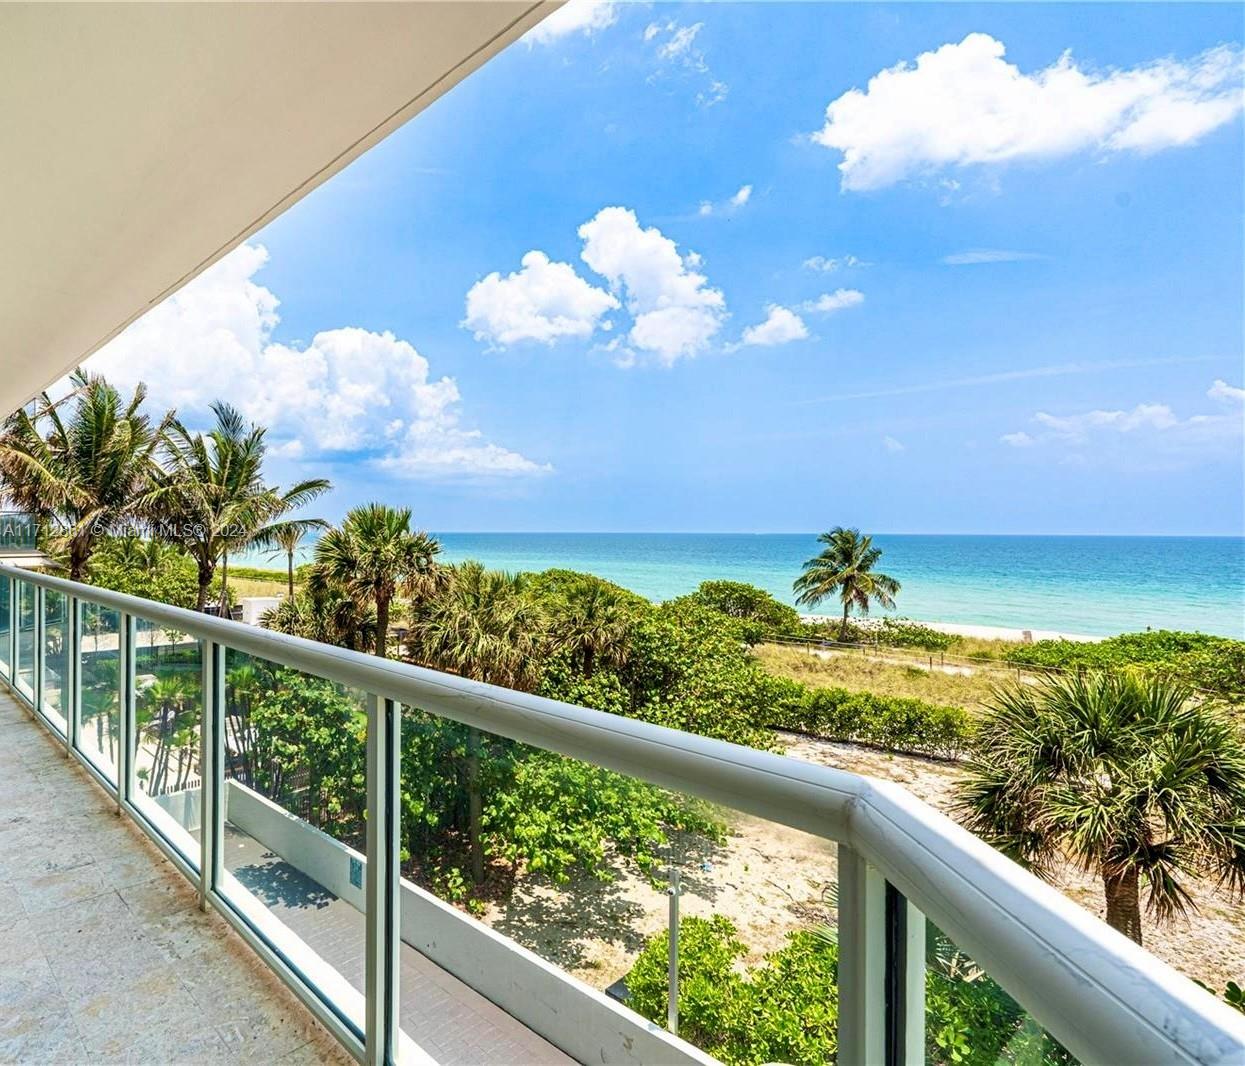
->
[756, 643, 1007, 714]
[229, 577, 289, 599]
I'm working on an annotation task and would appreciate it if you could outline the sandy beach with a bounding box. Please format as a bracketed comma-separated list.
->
[800, 614, 1102, 643]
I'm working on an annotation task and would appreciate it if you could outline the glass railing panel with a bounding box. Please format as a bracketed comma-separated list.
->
[41, 588, 70, 734]
[130, 615, 202, 865]
[924, 919, 1079, 1065]
[0, 573, 10, 679]
[79, 603, 121, 783]
[14, 579, 35, 699]
[395, 708, 840, 1065]
[219, 649, 370, 1038]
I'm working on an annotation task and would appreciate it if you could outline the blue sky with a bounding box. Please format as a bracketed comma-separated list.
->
[86, 2, 1245, 535]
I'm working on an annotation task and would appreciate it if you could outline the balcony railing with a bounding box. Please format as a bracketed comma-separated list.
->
[2, 562, 1243, 1066]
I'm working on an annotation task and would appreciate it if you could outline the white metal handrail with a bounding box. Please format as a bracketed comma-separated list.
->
[3, 563, 1244, 1066]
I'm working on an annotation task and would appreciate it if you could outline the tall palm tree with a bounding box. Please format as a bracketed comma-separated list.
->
[956, 673, 1245, 945]
[312, 504, 441, 658]
[0, 371, 170, 580]
[543, 575, 635, 679]
[156, 402, 329, 610]
[409, 562, 546, 883]
[256, 518, 328, 598]
[793, 527, 900, 640]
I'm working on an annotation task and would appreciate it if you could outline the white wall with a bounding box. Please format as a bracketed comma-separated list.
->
[223, 781, 714, 1066]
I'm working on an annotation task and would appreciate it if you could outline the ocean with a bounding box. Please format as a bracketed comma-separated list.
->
[237, 533, 1245, 639]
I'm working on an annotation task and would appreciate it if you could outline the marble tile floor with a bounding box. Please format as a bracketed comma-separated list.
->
[0, 689, 356, 1065]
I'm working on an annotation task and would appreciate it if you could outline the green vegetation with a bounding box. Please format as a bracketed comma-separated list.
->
[670, 579, 802, 643]
[956, 673, 1245, 943]
[155, 401, 329, 610]
[625, 916, 1072, 1066]
[87, 535, 209, 610]
[626, 916, 838, 1066]
[0, 370, 170, 579]
[771, 681, 974, 760]
[794, 527, 900, 639]
[315, 503, 441, 658]
[755, 643, 1001, 715]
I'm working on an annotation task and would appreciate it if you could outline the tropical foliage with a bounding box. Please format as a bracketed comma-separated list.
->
[955, 672, 1245, 943]
[625, 916, 1072, 1066]
[314, 504, 441, 658]
[155, 401, 329, 610]
[0, 371, 170, 579]
[794, 527, 901, 639]
[771, 682, 975, 759]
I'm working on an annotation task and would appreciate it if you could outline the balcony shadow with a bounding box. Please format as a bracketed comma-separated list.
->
[230, 854, 337, 911]
[490, 828, 731, 973]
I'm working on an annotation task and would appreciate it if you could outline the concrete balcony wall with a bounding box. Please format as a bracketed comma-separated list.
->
[224, 780, 713, 1066]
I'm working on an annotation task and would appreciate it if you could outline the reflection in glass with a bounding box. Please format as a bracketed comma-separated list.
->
[131, 617, 202, 864]
[80, 604, 121, 782]
[925, 920, 1078, 1065]
[42, 589, 70, 734]
[15, 581, 35, 698]
[395, 710, 838, 1065]
[0, 575, 10, 679]
[220, 650, 369, 1035]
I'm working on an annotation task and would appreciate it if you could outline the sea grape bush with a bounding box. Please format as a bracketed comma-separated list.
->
[626, 916, 838, 1066]
[771, 684, 975, 759]
[626, 916, 1074, 1066]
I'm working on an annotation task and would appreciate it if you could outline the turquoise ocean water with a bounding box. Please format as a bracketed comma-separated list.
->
[239, 533, 1245, 639]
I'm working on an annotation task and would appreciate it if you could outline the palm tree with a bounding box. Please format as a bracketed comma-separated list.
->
[262, 578, 377, 653]
[955, 673, 1245, 945]
[255, 518, 328, 598]
[543, 575, 635, 679]
[312, 504, 441, 658]
[0, 371, 170, 580]
[409, 562, 546, 883]
[793, 527, 900, 640]
[156, 402, 329, 610]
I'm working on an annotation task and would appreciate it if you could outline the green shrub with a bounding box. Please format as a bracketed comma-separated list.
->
[673, 580, 803, 642]
[771, 684, 974, 759]
[626, 917, 1072, 1066]
[626, 916, 838, 1066]
[875, 617, 960, 652]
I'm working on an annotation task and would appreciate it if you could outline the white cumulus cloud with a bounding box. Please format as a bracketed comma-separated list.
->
[525, 0, 617, 45]
[463, 251, 618, 347]
[731, 184, 753, 207]
[1000, 383, 1244, 462]
[802, 289, 866, 314]
[811, 34, 1245, 191]
[579, 206, 726, 364]
[1208, 378, 1245, 403]
[85, 244, 549, 480]
[738, 305, 808, 348]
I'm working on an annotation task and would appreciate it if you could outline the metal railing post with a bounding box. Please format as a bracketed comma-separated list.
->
[33, 584, 44, 720]
[199, 640, 224, 911]
[119, 612, 136, 813]
[365, 695, 400, 1066]
[6, 575, 14, 682]
[667, 867, 681, 1037]
[902, 896, 926, 1066]
[68, 596, 81, 754]
[837, 844, 886, 1066]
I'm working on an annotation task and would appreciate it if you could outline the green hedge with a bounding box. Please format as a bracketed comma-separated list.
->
[770, 684, 974, 760]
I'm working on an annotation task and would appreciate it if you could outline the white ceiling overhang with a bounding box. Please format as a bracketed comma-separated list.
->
[0, 1, 555, 414]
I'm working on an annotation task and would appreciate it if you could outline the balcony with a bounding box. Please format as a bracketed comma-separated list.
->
[1, 562, 1243, 1066]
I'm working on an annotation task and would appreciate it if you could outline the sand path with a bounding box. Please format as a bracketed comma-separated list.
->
[483, 733, 1244, 994]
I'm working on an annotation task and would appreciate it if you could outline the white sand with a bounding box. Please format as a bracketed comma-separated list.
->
[800, 615, 1101, 643]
